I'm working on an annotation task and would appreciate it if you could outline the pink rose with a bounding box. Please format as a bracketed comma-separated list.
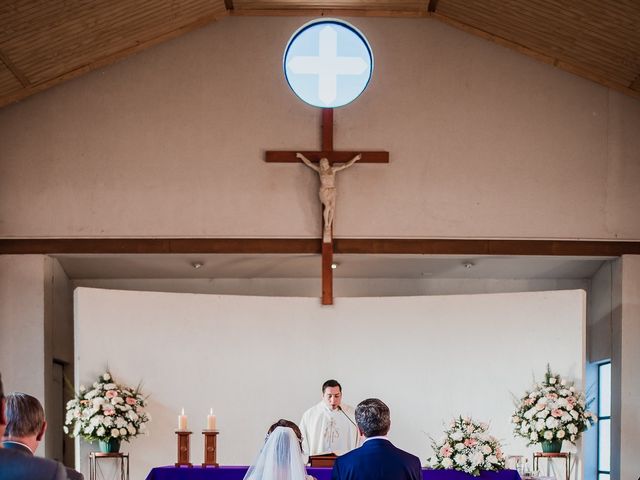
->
[103, 408, 115, 416]
[126, 397, 136, 405]
[105, 390, 118, 399]
[551, 409, 563, 418]
[547, 393, 558, 400]
[567, 396, 576, 405]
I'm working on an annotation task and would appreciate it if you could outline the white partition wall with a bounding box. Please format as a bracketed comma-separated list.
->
[75, 288, 586, 479]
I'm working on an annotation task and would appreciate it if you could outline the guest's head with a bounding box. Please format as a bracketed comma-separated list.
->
[2, 392, 47, 453]
[322, 379, 342, 410]
[267, 419, 303, 452]
[355, 398, 391, 438]
[0, 373, 5, 438]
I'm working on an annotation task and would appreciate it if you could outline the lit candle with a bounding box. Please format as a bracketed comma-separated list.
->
[178, 408, 188, 431]
[207, 408, 216, 430]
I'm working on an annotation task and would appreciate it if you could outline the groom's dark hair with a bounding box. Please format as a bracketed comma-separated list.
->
[355, 398, 391, 437]
[322, 379, 341, 393]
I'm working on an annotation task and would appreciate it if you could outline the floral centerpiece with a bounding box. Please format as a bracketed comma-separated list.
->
[511, 365, 596, 453]
[64, 371, 150, 452]
[428, 416, 505, 476]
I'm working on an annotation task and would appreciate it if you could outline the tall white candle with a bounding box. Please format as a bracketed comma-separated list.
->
[178, 407, 188, 431]
[207, 407, 216, 430]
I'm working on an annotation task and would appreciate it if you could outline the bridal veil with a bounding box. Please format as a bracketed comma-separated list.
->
[243, 426, 310, 480]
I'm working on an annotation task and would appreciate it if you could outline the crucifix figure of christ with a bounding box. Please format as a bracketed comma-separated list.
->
[296, 152, 361, 243]
[266, 108, 389, 305]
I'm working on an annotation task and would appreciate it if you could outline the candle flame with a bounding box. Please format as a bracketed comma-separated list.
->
[181, 407, 184, 415]
[210, 408, 213, 415]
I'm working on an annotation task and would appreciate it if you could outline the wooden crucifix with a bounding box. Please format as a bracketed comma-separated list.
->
[266, 108, 389, 305]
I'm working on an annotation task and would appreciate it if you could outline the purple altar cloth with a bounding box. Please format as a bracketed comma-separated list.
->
[145, 466, 521, 480]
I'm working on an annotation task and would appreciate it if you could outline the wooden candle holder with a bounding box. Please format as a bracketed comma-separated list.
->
[202, 430, 219, 467]
[175, 431, 193, 467]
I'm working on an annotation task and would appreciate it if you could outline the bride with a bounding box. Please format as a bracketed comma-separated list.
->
[243, 420, 316, 480]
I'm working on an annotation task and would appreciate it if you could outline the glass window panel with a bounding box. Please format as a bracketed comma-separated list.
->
[598, 418, 610, 471]
[599, 362, 611, 417]
[598, 474, 610, 480]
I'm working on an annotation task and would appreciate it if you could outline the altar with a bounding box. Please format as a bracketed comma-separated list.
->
[145, 466, 522, 480]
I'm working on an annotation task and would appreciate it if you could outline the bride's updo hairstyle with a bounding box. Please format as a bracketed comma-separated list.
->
[267, 419, 304, 452]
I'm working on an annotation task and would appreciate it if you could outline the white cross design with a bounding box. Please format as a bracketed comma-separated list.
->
[287, 26, 368, 105]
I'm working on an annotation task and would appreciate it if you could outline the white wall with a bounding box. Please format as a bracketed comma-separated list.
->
[75, 287, 585, 479]
[0, 17, 639, 240]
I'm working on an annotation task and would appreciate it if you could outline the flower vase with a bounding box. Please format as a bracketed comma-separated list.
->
[541, 440, 562, 453]
[98, 438, 121, 453]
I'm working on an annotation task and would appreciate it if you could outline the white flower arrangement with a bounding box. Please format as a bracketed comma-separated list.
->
[64, 371, 150, 443]
[428, 416, 505, 477]
[511, 365, 596, 447]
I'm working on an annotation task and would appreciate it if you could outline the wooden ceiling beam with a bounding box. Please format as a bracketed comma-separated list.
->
[1, 238, 639, 256]
[230, 8, 428, 17]
[0, 49, 30, 88]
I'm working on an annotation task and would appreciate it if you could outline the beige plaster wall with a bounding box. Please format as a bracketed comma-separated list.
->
[0, 16, 639, 239]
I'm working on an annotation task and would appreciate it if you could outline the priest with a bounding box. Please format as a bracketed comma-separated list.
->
[299, 379, 360, 458]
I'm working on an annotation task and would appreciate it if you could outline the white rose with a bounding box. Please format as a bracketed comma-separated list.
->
[545, 417, 559, 429]
[536, 410, 549, 418]
[549, 377, 557, 385]
[119, 428, 127, 436]
[535, 419, 545, 431]
[451, 431, 463, 441]
[482, 444, 492, 455]
[441, 458, 453, 469]
[557, 430, 566, 439]
[487, 455, 498, 464]
[470, 452, 484, 466]
[103, 373, 111, 381]
[570, 410, 579, 419]
[567, 424, 578, 434]
[512, 416, 521, 423]
[454, 454, 467, 466]
[543, 431, 554, 440]
[111, 428, 120, 437]
[127, 424, 137, 435]
[455, 443, 465, 451]
[530, 432, 539, 442]
[96, 426, 106, 437]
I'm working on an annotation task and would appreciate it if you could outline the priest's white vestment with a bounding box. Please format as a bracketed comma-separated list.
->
[299, 402, 359, 456]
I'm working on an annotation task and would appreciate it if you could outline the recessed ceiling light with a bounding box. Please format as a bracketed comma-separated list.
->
[191, 262, 204, 269]
[331, 263, 338, 269]
[463, 262, 474, 269]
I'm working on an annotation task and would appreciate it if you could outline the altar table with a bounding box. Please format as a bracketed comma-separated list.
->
[145, 466, 521, 480]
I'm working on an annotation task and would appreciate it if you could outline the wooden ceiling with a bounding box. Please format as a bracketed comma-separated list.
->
[1, 0, 639, 108]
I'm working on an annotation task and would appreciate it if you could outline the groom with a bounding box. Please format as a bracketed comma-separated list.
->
[331, 398, 422, 480]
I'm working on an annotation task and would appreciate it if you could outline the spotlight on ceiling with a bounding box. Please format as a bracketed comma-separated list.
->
[331, 263, 338, 270]
[191, 262, 204, 269]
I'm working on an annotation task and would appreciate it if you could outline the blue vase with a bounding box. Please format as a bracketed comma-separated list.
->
[98, 438, 121, 453]
[541, 440, 562, 453]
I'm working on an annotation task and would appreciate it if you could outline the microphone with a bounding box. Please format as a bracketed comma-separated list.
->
[337, 405, 360, 446]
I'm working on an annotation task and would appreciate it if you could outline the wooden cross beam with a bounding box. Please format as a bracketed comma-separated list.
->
[265, 108, 389, 305]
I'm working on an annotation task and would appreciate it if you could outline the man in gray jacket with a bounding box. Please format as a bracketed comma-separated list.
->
[0, 372, 68, 480]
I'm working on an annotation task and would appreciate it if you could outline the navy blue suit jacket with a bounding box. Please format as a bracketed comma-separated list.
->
[332, 438, 422, 480]
[0, 446, 68, 480]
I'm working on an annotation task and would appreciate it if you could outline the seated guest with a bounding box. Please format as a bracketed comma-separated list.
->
[244, 419, 316, 480]
[0, 373, 68, 479]
[332, 398, 422, 480]
[2, 392, 83, 480]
